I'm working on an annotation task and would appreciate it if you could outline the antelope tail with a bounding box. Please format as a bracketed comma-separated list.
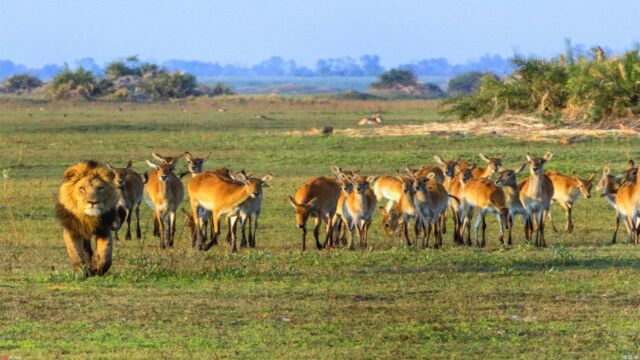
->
[448, 194, 461, 205]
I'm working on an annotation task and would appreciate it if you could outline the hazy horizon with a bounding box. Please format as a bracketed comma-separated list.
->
[1, 0, 639, 68]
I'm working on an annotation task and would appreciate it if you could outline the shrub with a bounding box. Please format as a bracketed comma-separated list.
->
[371, 68, 418, 89]
[141, 71, 197, 99]
[2, 73, 43, 93]
[48, 68, 111, 99]
[447, 72, 491, 96]
[444, 47, 640, 123]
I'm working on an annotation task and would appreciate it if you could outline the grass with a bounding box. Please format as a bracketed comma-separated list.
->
[1, 96, 640, 358]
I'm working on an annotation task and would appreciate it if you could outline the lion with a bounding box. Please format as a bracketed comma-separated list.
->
[55, 160, 119, 276]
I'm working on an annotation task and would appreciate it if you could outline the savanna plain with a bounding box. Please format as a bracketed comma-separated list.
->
[1, 96, 640, 359]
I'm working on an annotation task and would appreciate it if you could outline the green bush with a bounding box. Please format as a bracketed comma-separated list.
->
[2, 73, 43, 93]
[48, 68, 111, 99]
[444, 48, 640, 123]
[447, 72, 492, 96]
[141, 71, 197, 99]
[371, 68, 418, 89]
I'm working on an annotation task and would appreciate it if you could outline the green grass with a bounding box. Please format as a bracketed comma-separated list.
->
[1, 96, 640, 358]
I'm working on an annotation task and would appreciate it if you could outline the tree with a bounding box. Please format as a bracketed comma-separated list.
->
[2, 73, 42, 93]
[48, 68, 111, 99]
[141, 71, 197, 99]
[370, 68, 418, 89]
[447, 72, 493, 96]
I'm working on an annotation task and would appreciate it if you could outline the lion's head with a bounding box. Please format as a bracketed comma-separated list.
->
[58, 160, 118, 218]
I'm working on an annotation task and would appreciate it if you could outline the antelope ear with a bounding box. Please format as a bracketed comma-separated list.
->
[152, 152, 167, 163]
[433, 155, 445, 166]
[183, 152, 192, 160]
[544, 151, 554, 161]
[628, 160, 635, 169]
[146, 160, 160, 170]
[124, 160, 132, 169]
[204, 152, 211, 160]
[516, 163, 527, 174]
[366, 175, 378, 184]
[526, 153, 533, 162]
[404, 164, 413, 174]
[306, 197, 319, 210]
[479, 153, 490, 163]
[330, 165, 342, 175]
[106, 163, 115, 171]
[587, 172, 596, 182]
[261, 174, 273, 183]
[426, 173, 436, 180]
[603, 166, 610, 175]
[288, 195, 299, 209]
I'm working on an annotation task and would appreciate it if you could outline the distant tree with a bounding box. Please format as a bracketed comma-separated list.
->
[105, 61, 139, 80]
[48, 68, 111, 99]
[141, 71, 197, 99]
[371, 68, 418, 89]
[2, 73, 42, 93]
[359, 55, 384, 76]
[447, 72, 494, 96]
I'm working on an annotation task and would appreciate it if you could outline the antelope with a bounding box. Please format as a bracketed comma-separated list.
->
[288, 176, 341, 251]
[433, 155, 471, 244]
[189, 171, 270, 252]
[409, 165, 445, 184]
[226, 171, 272, 248]
[595, 166, 622, 244]
[358, 113, 383, 125]
[144, 157, 184, 248]
[107, 161, 144, 240]
[148, 152, 182, 237]
[472, 153, 504, 179]
[337, 171, 378, 249]
[371, 174, 403, 212]
[181, 151, 211, 178]
[457, 166, 508, 247]
[519, 152, 555, 247]
[546, 171, 595, 233]
[613, 164, 640, 244]
[329, 174, 354, 248]
[379, 175, 417, 246]
[496, 164, 528, 245]
[410, 170, 450, 248]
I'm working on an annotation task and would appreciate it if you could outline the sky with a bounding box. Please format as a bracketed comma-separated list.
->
[1, 0, 639, 68]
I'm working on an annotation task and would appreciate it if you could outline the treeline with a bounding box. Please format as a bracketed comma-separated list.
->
[445, 46, 640, 122]
[0, 54, 513, 80]
[0, 57, 233, 100]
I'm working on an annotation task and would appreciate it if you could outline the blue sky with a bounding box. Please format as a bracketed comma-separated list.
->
[1, 0, 639, 67]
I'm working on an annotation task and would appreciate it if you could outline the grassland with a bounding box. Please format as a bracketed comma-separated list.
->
[1, 96, 640, 358]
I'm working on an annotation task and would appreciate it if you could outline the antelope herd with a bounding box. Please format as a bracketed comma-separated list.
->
[94, 151, 640, 254]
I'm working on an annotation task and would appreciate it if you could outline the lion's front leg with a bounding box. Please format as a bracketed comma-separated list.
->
[91, 234, 113, 276]
[63, 228, 92, 277]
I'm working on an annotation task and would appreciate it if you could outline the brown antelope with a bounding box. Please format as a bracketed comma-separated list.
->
[144, 157, 184, 248]
[546, 171, 595, 233]
[379, 175, 417, 246]
[371, 175, 403, 211]
[181, 151, 211, 178]
[433, 155, 471, 244]
[148, 152, 182, 237]
[358, 113, 383, 125]
[519, 152, 555, 247]
[107, 161, 144, 240]
[472, 153, 504, 179]
[595, 166, 622, 243]
[226, 171, 272, 248]
[329, 173, 354, 248]
[410, 165, 445, 184]
[613, 164, 640, 244]
[338, 172, 378, 249]
[288, 176, 341, 251]
[496, 164, 528, 245]
[457, 166, 508, 247]
[189, 171, 270, 252]
[410, 171, 450, 248]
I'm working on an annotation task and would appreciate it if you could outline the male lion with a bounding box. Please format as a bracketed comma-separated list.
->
[55, 160, 119, 276]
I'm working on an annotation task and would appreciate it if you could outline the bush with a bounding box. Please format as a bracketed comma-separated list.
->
[48, 68, 111, 99]
[141, 71, 197, 99]
[371, 68, 418, 89]
[447, 72, 491, 96]
[2, 73, 43, 93]
[444, 48, 640, 122]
